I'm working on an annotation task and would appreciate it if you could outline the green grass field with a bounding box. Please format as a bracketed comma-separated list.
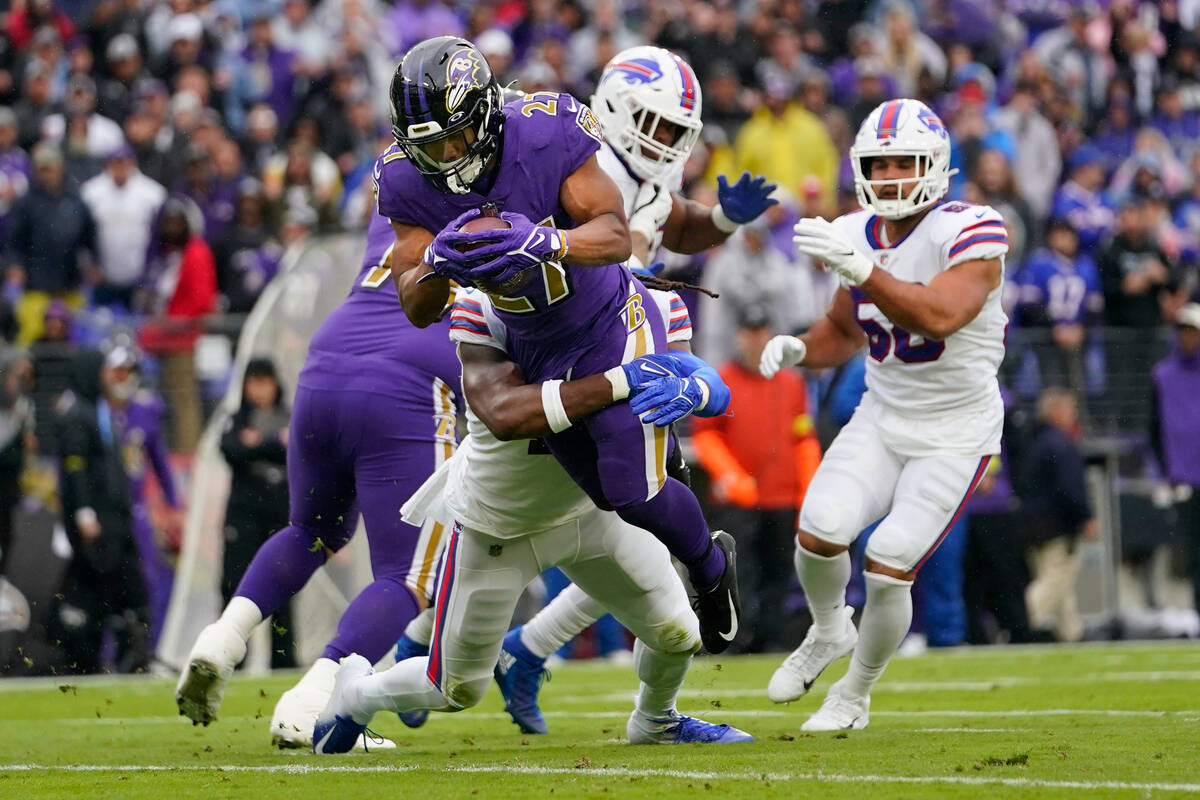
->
[3, 642, 1200, 799]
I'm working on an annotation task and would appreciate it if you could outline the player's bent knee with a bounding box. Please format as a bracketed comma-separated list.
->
[797, 529, 847, 558]
[798, 494, 855, 546]
[441, 675, 490, 710]
[864, 533, 918, 577]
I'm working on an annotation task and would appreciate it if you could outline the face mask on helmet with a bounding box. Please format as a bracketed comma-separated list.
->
[850, 99, 953, 220]
[592, 47, 704, 183]
[390, 38, 505, 195]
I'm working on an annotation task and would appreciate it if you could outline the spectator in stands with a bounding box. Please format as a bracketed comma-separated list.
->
[96, 33, 145, 126]
[0, 349, 34, 578]
[176, 144, 236, 240]
[1017, 219, 1105, 396]
[692, 305, 821, 653]
[1020, 388, 1095, 642]
[1052, 145, 1114, 258]
[122, 98, 176, 188]
[733, 72, 837, 210]
[992, 82, 1061, 222]
[1151, 79, 1200, 159]
[0, 108, 30, 242]
[28, 302, 75, 456]
[1150, 303, 1200, 617]
[877, 0, 946, 97]
[5, 143, 96, 345]
[231, 12, 298, 135]
[1100, 197, 1178, 328]
[101, 342, 181, 650]
[969, 148, 1036, 267]
[962, 400, 1035, 645]
[698, 220, 798, 368]
[213, 178, 282, 314]
[13, 62, 55, 151]
[41, 73, 124, 161]
[219, 357, 293, 668]
[262, 141, 341, 230]
[137, 198, 216, 452]
[50, 348, 147, 674]
[80, 143, 166, 310]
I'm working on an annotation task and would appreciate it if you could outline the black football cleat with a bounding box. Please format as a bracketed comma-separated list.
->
[692, 531, 741, 654]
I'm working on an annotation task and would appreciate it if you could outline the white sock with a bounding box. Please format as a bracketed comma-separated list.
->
[403, 607, 435, 647]
[633, 638, 690, 720]
[220, 596, 264, 642]
[346, 657, 451, 725]
[794, 540, 851, 639]
[293, 657, 338, 693]
[841, 571, 912, 698]
[520, 583, 605, 660]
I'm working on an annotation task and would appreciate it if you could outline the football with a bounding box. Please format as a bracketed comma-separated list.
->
[457, 211, 534, 295]
[455, 212, 511, 252]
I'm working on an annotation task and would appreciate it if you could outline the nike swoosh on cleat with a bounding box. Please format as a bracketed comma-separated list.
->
[718, 590, 738, 641]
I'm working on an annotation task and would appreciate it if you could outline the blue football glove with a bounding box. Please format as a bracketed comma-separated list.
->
[461, 211, 569, 286]
[629, 259, 666, 278]
[630, 375, 707, 426]
[620, 351, 730, 423]
[717, 172, 778, 225]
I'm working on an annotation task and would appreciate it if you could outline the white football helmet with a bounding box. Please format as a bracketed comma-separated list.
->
[850, 98, 954, 220]
[591, 45, 703, 183]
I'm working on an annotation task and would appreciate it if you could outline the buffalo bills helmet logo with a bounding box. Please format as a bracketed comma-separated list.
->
[917, 106, 948, 140]
[446, 50, 483, 113]
[609, 57, 664, 85]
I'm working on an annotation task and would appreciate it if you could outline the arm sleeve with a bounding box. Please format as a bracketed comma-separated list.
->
[944, 206, 1010, 268]
[665, 291, 693, 343]
[449, 291, 506, 350]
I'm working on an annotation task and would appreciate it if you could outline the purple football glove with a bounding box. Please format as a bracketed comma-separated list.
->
[423, 208, 488, 284]
[465, 211, 570, 286]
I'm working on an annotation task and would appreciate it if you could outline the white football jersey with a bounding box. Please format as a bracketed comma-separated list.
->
[596, 141, 684, 261]
[444, 286, 693, 537]
[833, 201, 1009, 418]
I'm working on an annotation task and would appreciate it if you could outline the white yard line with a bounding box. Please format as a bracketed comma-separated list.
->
[22, 707, 1196, 726]
[563, 671, 1200, 704]
[3, 762, 1199, 794]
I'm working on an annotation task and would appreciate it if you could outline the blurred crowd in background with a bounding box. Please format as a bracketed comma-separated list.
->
[0, 0, 1199, 673]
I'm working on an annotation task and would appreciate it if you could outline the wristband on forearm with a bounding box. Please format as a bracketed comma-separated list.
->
[603, 366, 630, 401]
[540, 379, 572, 433]
[710, 204, 739, 234]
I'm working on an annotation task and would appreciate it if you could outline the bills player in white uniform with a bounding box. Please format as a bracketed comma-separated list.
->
[476, 45, 777, 734]
[758, 98, 1009, 731]
[311, 289, 752, 752]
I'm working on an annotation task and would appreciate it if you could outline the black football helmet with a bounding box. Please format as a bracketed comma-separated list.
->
[389, 36, 505, 195]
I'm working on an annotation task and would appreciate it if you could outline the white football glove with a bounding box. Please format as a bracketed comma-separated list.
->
[629, 181, 674, 244]
[759, 335, 807, 379]
[793, 216, 874, 285]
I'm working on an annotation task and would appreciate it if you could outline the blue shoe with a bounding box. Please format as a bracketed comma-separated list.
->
[394, 633, 429, 663]
[394, 635, 431, 729]
[627, 710, 754, 744]
[313, 655, 372, 754]
[493, 626, 549, 735]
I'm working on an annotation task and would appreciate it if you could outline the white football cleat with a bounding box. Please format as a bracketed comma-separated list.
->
[272, 659, 397, 750]
[176, 622, 247, 725]
[767, 605, 857, 703]
[801, 678, 869, 731]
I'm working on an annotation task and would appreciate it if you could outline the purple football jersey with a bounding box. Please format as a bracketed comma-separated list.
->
[375, 92, 631, 379]
[301, 211, 461, 401]
[113, 390, 179, 507]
